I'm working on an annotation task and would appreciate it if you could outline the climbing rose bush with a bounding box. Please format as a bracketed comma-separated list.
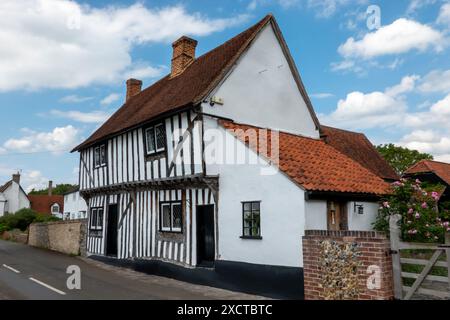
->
[374, 178, 450, 243]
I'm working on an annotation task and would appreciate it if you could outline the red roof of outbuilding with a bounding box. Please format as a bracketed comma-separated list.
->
[28, 195, 64, 215]
[405, 160, 450, 185]
[220, 121, 390, 196]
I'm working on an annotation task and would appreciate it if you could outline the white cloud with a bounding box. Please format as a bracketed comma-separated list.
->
[0, 166, 49, 193]
[247, 0, 300, 10]
[310, 93, 334, 99]
[21, 170, 50, 193]
[59, 95, 93, 103]
[100, 93, 120, 106]
[338, 18, 444, 59]
[50, 110, 111, 123]
[385, 75, 420, 97]
[122, 64, 166, 81]
[407, 0, 437, 15]
[437, 3, 450, 25]
[320, 91, 406, 129]
[307, 0, 369, 18]
[0, 0, 248, 91]
[418, 69, 450, 93]
[399, 129, 450, 161]
[320, 75, 418, 129]
[2, 126, 80, 154]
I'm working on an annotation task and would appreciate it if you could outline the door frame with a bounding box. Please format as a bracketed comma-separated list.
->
[327, 201, 348, 231]
[196, 204, 216, 267]
[105, 203, 118, 257]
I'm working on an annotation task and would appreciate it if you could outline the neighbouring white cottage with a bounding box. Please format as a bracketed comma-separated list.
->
[71, 14, 396, 298]
[0, 173, 30, 216]
[63, 187, 87, 220]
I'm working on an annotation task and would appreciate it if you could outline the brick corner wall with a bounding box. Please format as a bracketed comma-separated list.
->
[303, 230, 394, 300]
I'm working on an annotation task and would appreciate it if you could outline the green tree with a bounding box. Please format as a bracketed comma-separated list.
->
[28, 183, 77, 195]
[376, 144, 433, 175]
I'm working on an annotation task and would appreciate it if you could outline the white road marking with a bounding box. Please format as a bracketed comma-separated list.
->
[2, 264, 20, 274]
[29, 277, 66, 295]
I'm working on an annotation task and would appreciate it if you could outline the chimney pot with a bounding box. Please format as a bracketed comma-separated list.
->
[12, 173, 20, 184]
[126, 78, 142, 101]
[48, 180, 53, 196]
[171, 36, 197, 78]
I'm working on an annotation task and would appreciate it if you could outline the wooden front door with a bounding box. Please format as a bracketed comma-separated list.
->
[196, 205, 215, 267]
[327, 201, 348, 231]
[106, 204, 118, 256]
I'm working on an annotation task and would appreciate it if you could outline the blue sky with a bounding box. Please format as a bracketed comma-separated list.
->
[0, 0, 449, 191]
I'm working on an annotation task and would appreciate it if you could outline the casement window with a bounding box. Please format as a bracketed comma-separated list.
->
[160, 202, 182, 232]
[89, 207, 104, 230]
[145, 123, 166, 155]
[241, 201, 262, 239]
[94, 144, 107, 168]
[51, 203, 60, 214]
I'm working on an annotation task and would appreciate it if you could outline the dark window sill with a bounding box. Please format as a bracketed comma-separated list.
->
[145, 151, 165, 161]
[159, 230, 183, 234]
[240, 236, 262, 240]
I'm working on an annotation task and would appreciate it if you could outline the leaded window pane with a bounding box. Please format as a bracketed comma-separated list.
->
[94, 148, 100, 167]
[172, 204, 182, 230]
[155, 124, 166, 150]
[146, 127, 156, 153]
[97, 209, 104, 228]
[100, 145, 106, 165]
[162, 204, 171, 229]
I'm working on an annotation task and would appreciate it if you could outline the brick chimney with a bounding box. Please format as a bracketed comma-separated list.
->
[48, 180, 53, 196]
[12, 173, 20, 184]
[171, 36, 197, 78]
[126, 78, 142, 101]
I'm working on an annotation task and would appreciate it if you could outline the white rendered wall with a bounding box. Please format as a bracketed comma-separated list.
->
[304, 200, 328, 230]
[204, 118, 305, 268]
[64, 191, 88, 219]
[3, 182, 29, 214]
[201, 23, 319, 139]
[347, 201, 379, 231]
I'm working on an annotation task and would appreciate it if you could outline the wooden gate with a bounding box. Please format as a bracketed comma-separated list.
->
[390, 215, 450, 300]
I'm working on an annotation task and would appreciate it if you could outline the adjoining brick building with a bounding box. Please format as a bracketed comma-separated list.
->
[28, 181, 64, 218]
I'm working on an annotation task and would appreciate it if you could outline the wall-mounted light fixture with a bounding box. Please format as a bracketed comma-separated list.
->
[354, 203, 364, 215]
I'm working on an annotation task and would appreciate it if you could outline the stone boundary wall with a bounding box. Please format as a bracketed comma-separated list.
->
[303, 230, 394, 300]
[28, 219, 87, 256]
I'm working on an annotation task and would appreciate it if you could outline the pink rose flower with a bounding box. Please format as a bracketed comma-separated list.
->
[415, 212, 421, 219]
[408, 208, 414, 214]
[421, 202, 428, 209]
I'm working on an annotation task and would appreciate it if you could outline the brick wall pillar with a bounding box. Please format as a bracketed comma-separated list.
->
[303, 230, 394, 300]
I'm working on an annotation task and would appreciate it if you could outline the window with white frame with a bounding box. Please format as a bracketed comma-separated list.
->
[160, 202, 182, 232]
[89, 207, 104, 230]
[94, 144, 107, 168]
[51, 203, 60, 214]
[145, 123, 166, 155]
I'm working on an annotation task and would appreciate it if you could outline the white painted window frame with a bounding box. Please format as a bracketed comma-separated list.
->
[160, 202, 182, 233]
[94, 145, 107, 168]
[145, 123, 166, 155]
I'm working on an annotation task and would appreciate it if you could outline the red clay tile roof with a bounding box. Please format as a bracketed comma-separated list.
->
[72, 14, 320, 152]
[220, 121, 390, 195]
[321, 126, 399, 181]
[404, 160, 450, 185]
[28, 195, 64, 215]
